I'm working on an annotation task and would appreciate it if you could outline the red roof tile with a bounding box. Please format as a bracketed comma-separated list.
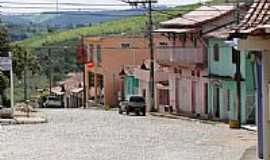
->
[237, 0, 270, 33]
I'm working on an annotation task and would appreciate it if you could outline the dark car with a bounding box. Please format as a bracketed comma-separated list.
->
[119, 96, 146, 116]
[43, 96, 63, 108]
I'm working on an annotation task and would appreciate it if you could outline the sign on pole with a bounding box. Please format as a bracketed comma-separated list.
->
[0, 57, 12, 71]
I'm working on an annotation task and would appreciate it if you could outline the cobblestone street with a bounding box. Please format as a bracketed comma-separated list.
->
[0, 109, 256, 160]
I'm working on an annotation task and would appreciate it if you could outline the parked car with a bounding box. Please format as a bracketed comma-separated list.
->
[43, 96, 63, 108]
[119, 96, 146, 116]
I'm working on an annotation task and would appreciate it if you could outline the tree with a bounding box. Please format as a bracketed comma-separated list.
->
[0, 27, 10, 105]
[11, 45, 39, 79]
[0, 25, 39, 104]
[0, 27, 10, 57]
[0, 71, 8, 105]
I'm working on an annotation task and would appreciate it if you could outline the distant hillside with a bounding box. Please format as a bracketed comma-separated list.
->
[16, 4, 201, 48]
[1, 9, 150, 27]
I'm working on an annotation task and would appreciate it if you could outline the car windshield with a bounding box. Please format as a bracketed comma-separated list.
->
[130, 96, 145, 102]
[48, 96, 58, 101]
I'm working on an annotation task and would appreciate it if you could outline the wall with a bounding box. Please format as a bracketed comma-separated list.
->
[85, 36, 150, 106]
[239, 36, 270, 159]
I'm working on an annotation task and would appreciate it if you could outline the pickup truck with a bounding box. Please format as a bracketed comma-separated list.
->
[119, 96, 146, 116]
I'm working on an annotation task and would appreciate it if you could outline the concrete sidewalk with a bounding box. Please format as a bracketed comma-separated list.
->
[0, 111, 48, 125]
[240, 146, 258, 160]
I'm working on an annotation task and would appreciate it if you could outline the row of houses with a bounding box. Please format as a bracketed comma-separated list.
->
[82, 1, 269, 159]
[83, 4, 255, 123]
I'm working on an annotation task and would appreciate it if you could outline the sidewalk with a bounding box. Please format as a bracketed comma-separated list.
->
[149, 112, 225, 126]
[0, 111, 48, 125]
[240, 146, 258, 160]
[150, 112, 258, 132]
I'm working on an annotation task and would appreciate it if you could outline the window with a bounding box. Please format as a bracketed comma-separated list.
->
[197, 70, 200, 77]
[213, 44, 220, 61]
[159, 42, 168, 47]
[96, 44, 101, 63]
[121, 43, 130, 48]
[88, 44, 94, 62]
[191, 70, 195, 76]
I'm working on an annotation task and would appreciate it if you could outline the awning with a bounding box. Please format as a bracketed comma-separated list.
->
[71, 88, 83, 93]
[51, 91, 65, 96]
[157, 82, 169, 90]
[154, 28, 197, 34]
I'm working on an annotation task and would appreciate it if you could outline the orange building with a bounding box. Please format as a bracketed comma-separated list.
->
[84, 35, 166, 107]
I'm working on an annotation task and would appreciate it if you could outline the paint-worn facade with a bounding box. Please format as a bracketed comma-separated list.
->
[206, 34, 256, 124]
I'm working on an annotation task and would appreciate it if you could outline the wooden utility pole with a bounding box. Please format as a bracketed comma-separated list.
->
[24, 50, 28, 101]
[81, 36, 87, 109]
[48, 48, 52, 95]
[235, 0, 242, 125]
[122, 0, 157, 112]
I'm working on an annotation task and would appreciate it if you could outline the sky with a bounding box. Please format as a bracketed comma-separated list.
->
[0, 0, 208, 14]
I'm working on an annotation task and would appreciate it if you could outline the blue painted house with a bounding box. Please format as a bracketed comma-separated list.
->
[206, 28, 256, 124]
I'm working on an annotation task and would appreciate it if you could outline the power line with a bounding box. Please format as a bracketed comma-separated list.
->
[0, 2, 130, 6]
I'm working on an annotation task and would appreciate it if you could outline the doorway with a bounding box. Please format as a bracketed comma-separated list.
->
[191, 81, 197, 114]
[213, 87, 220, 118]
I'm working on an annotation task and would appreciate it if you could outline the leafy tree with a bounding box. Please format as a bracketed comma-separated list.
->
[0, 71, 8, 104]
[11, 45, 39, 79]
[0, 25, 39, 104]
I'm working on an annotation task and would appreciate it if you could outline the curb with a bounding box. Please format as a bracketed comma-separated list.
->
[240, 146, 258, 160]
[149, 112, 226, 126]
[0, 117, 48, 125]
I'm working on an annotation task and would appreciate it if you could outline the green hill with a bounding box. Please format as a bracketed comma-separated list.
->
[17, 4, 201, 49]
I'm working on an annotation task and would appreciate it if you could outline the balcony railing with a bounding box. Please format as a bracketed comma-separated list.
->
[156, 47, 203, 65]
[134, 68, 169, 82]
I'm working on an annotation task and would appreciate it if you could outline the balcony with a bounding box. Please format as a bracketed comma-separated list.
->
[156, 47, 203, 65]
[134, 68, 169, 82]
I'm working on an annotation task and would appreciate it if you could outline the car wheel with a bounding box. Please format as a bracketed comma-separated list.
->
[142, 108, 146, 116]
[119, 108, 123, 114]
[126, 106, 130, 115]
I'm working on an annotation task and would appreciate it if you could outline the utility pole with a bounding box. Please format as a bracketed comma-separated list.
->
[24, 50, 28, 101]
[122, 0, 157, 112]
[81, 36, 87, 109]
[235, 0, 242, 126]
[9, 52, 14, 109]
[48, 48, 52, 95]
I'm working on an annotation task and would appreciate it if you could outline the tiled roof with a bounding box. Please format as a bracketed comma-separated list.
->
[205, 25, 233, 39]
[236, 0, 270, 33]
[160, 5, 235, 27]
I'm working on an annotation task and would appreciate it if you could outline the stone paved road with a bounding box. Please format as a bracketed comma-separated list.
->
[0, 109, 256, 160]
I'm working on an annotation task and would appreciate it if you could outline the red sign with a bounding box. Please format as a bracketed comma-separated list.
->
[87, 63, 94, 69]
[76, 45, 87, 64]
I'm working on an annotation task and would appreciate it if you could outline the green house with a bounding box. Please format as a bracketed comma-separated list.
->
[206, 31, 256, 124]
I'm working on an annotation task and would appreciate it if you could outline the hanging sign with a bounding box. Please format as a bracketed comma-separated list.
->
[0, 57, 12, 71]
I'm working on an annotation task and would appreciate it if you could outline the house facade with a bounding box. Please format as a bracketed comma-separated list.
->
[231, 0, 270, 159]
[84, 36, 151, 107]
[206, 31, 256, 124]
